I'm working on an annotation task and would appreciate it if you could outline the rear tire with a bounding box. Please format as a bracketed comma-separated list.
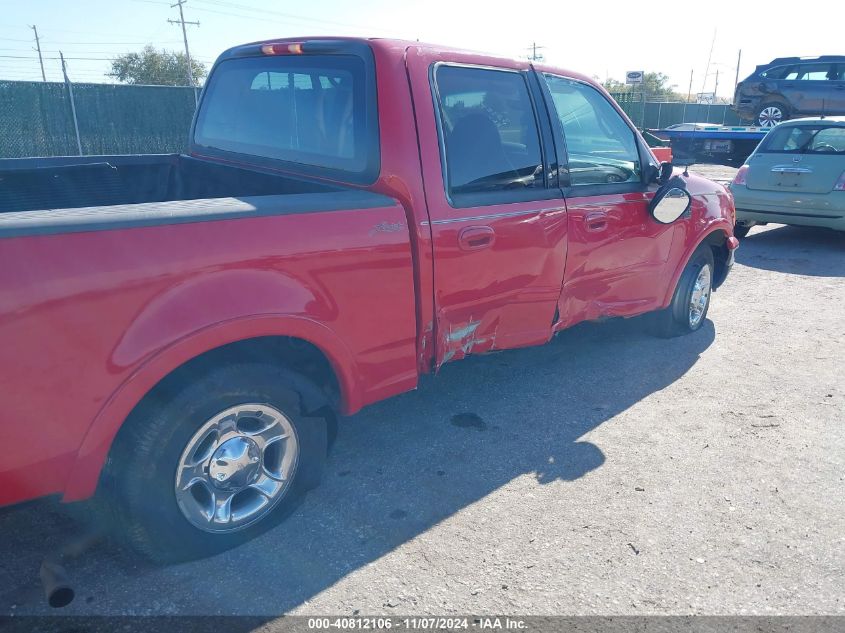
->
[100, 363, 329, 564]
[652, 247, 714, 338]
[755, 102, 788, 127]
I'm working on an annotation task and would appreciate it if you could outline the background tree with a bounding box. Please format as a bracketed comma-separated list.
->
[600, 72, 682, 101]
[107, 45, 206, 86]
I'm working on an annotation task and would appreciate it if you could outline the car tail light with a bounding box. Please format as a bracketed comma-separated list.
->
[732, 165, 749, 186]
[261, 43, 303, 55]
[834, 171, 845, 191]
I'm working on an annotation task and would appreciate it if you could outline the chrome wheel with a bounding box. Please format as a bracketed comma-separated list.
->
[174, 404, 299, 533]
[688, 265, 712, 329]
[757, 106, 783, 127]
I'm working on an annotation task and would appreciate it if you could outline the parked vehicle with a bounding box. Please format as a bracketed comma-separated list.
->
[657, 123, 771, 164]
[0, 37, 739, 563]
[730, 116, 845, 236]
[733, 56, 845, 127]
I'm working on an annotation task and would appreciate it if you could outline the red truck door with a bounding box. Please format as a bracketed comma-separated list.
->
[537, 73, 676, 327]
[406, 49, 568, 367]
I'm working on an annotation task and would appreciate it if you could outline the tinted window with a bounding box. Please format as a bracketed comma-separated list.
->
[760, 66, 789, 79]
[783, 63, 835, 81]
[435, 66, 544, 195]
[760, 125, 845, 154]
[194, 54, 372, 175]
[543, 75, 640, 186]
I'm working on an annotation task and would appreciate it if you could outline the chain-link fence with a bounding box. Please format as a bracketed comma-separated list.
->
[0, 80, 745, 159]
[608, 92, 744, 129]
[0, 80, 197, 158]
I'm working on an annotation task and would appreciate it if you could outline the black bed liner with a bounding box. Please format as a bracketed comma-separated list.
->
[0, 154, 342, 214]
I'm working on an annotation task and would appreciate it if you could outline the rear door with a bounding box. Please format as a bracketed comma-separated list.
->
[406, 49, 568, 367]
[746, 123, 845, 198]
[779, 63, 837, 115]
[829, 64, 845, 114]
[539, 73, 675, 327]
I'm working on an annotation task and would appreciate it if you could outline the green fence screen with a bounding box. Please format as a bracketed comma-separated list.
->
[608, 92, 744, 129]
[0, 81, 744, 159]
[0, 80, 197, 158]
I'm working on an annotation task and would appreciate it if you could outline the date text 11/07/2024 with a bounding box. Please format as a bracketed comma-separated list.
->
[306, 617, 528, 630]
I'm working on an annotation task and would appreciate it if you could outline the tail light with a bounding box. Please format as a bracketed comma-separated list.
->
[732, 165, 749, 186]
[834, 171, 845, 191]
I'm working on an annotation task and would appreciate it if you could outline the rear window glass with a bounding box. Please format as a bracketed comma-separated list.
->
[759, 125, 845, 154]
[194, 54, 375, 177]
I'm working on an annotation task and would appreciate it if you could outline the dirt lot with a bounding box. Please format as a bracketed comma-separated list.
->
[1, 164, 843, 616]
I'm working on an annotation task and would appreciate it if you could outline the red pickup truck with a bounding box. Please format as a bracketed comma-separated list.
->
[0, 37, 738, 562]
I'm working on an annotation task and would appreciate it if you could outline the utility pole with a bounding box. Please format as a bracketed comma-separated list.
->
[686, 69, 694, 102]
[526, 42, 545, 62]
[30, 25, 46, 82]
[682, 69, 693, 124]
[60, 52, 83, 155]
[168, 0, 200, 103]
[701, 28, 717, 94]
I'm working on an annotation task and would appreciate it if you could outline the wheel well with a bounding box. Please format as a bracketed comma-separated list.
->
[147, 336, 342, 411]
[702, 230, 731, 289]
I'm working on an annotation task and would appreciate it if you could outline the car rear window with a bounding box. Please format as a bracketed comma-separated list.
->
[759, 125, 845, 154]
[193, 53, 378, 182]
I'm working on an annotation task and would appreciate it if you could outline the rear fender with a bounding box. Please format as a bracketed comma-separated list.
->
[62, 314, 357, 502]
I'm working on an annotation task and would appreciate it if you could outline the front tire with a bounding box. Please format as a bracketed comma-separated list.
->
[652, 247, 714, 338]
[101, 363, 329, 563]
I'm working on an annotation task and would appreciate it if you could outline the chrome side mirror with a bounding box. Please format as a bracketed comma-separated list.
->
[649, 178, 692, 224]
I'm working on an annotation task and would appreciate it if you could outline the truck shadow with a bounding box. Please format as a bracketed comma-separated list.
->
[736, 225, 845, 277]
[0, 316, 715, 615]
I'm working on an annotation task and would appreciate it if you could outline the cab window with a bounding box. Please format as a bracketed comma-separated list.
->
[194, 54, 376, 181]
[434, 65, 545, 200]
[543, 75, 641, 187]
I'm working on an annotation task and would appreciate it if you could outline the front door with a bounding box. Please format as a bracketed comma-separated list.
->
[406, 51, 568, 367]
[540, 74, 676, 327]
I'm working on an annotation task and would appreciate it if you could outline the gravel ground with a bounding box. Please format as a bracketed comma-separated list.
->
[2, 164, 843, 617]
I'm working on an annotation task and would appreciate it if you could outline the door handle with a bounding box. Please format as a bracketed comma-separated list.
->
[458, 226, 495, 251]
[584, 210, 608, 232]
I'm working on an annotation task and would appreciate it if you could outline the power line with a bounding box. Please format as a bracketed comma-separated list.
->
[193, 0, 383, 32]
[183, 0, 411, 38]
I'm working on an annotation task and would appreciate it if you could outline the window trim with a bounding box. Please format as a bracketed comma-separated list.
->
[539, 72, 648, 198]
[429, 61, 558, 209]
[189, 41, 381, 186]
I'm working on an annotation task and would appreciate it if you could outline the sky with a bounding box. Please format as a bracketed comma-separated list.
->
[1, 0, 842, 98]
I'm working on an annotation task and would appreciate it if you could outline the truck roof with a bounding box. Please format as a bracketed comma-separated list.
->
[216, 36, 596, 90]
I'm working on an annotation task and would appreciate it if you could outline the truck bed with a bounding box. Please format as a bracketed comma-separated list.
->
[0, 152, 418, 505]
[0, 154, 340, 215]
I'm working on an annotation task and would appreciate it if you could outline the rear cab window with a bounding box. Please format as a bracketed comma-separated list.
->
[193, 43, 379, 184]
[759, 125, 845, 154]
